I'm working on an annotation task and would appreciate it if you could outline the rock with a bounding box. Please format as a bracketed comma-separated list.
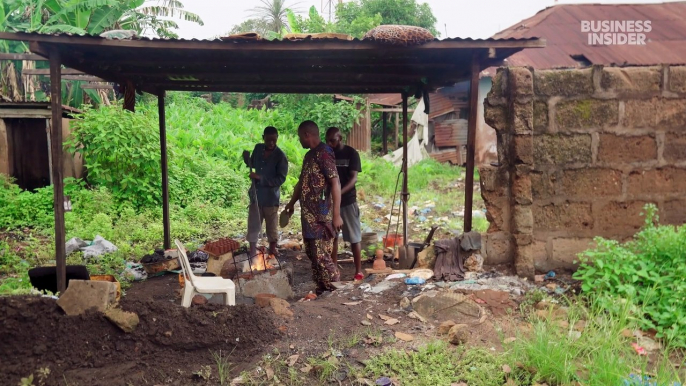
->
[104, 307, 139, 333]
[192, 295, 208, 306]
[535, 300, 553, 310]
[535, 275, 545, 283]
[361, 320, 372, 326]
[557, 320, 570, 329]
[621, 329, 634, 338]
[464, 253, 484, 272]
[255, 293, 277, 307]
[512, 288, 523, 296]
[394, 332, 414, 342]
[448, 324, 469, 345]
[408, 311, 427, 323]
[410, 269, 434, 280]
[269, 298, 294, 319]
[438, 320, 457, 335]
[504, 337, 517, 344]
[399, 297, 411, 309]
[546, 283, 558, 291]
[57, 280, 118, 316]
[416, 246, 436, 269]
[574, 320, 587, 332]
[412, 292, 482, 324]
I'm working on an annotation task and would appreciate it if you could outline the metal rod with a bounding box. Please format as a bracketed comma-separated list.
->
[49, 49, 66, 294]
[382, 112, 388, 154]
[464, 52, 480, 232]
[395, 112, 399, 149]
[401, 92, 409, 248]
[158, 91, 171, 249]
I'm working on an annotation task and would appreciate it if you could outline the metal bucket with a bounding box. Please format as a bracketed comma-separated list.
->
[361, 232, 378, 251]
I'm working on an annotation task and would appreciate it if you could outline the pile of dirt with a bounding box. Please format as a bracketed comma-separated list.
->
[0, 296, 281, 385]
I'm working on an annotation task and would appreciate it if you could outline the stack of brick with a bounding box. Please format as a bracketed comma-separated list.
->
[481, 65, 686, 278]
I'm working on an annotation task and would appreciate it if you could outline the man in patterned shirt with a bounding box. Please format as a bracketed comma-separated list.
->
[284, 121, 343, 294]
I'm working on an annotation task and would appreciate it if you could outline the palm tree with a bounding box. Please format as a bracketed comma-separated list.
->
[118, 0, 204, 38]
[249, 0, 299, 34]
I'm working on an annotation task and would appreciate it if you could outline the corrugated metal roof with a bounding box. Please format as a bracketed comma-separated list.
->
[483, 2, 686, 76]
[0, 31, 543, 94]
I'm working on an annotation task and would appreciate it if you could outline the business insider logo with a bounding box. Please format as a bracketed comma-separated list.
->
[581, 20, 652, 45]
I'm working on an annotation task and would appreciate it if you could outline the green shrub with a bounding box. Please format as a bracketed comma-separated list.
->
[574, 204, 686, 348]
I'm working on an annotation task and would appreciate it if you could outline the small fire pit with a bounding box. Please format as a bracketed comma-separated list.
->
[217, 245, 294, 300]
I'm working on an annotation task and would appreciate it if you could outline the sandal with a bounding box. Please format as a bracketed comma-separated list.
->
[354, 272, 364, 281]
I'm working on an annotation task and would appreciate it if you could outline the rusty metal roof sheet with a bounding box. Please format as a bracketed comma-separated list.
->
[483, 2, 686, 76]
[0, 31, 544, 95]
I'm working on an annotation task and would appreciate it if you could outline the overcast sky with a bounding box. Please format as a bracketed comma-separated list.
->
[172, 0, 680, 40]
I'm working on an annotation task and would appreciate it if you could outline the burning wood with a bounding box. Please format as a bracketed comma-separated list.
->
[248, 251, 278, 272]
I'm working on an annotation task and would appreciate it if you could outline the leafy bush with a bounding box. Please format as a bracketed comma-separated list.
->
[574, 204, 686, 348]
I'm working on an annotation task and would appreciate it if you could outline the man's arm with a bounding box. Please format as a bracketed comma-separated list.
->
[259, 152, 288, 187]
[285, 180, 302, 214]
[340, 171, 358, 195]
[328, 176, 342, 230]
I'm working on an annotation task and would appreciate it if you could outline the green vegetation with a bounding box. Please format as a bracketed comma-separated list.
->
[574, 204, 686, 349]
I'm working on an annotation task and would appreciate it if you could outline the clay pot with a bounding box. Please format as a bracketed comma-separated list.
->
[373, 250, 386, 270]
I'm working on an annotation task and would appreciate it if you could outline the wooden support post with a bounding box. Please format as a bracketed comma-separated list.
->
[158, 91, 171, 249]
[395, 112, 399, 149]
[464, 52, 480, 232]
[401, 93, 409, 248]
[49, 49, 66, 294]
[123, 80, 136, 112]
[382, 112, 388, 154]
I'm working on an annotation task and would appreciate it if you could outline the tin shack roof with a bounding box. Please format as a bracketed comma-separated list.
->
[483, 2, 686, 76]
[0, 32, 544, 95]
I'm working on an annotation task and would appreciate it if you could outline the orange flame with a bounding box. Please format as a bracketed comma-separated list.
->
[249, 251, 276, 272]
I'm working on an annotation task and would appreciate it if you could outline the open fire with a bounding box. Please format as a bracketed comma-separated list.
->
[248, 251, 278, 272]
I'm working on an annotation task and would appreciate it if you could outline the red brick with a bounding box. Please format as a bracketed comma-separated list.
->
[534, 134, 592, 165]
[531, 172, 555, 200]
[600, 67, 661, 94]
[514, 134, 534, 164]
[624, 98, 686, 129]
[559, 168, 622, 198]
[628, 168, 686, 196]
[555, 99, 619, 130]
[598, 134, 657, 163]
[663, 199, 686, 225]
[533, 202, 593, 232]
[664, 133, 686, 162]
[595, 201, 650, 235]
[513, 174, 532, 205]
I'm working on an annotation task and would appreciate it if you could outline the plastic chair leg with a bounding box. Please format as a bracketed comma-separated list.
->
[181, 285, 195, 307]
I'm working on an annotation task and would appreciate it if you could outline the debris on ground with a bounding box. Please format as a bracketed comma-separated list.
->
[81, 235, 118, 259]
[56, 280, 118, 316]
[104, 307, 139, 333]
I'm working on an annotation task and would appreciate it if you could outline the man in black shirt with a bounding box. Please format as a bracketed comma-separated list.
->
[248, 126, 288, 259]
[326, 127, 363, 281]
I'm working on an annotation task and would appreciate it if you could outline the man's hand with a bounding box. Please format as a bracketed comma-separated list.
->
[284, 202, 295, 215]
[249, 172, 261, 180]
[333, 214, 343, 232]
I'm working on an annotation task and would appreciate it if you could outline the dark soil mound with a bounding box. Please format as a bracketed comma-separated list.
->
[0, 295, 281, 386]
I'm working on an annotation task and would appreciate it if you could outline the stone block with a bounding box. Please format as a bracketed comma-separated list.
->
[551, 238, 596, 270]
[669, 66, 686, 93]
[598, 134, 657, 163]
[255, 293, 277, 307]
[628, 167, 686, 196]
[624, 98, 686, 129]
[484, 103, 509, 131]
[515, 243, 536, 280]
[57, 280, 118, 316]
[269, 298, 293, 319]
[534, 68, 594, 97]
[533, 134, 592, 165]
[496, 132, 512, 164]
[600, 67, 661, 94]
[104, 308, 139, 333]
[534, 101, 549, 133]
[513, 205, 533, 234]
[662, 199, 686, 225]
[559, 168, 622, 198]
[530, 241, 549, 272]
[439, 320, 457, 335]
[483, 232, 514, 264]
[664, 133, 686, 162]
[555, 99, 619, 130]
[515, 234, 533, 246]
[533, 202, 593, 232]
[514, 103, 534, 134]
[595, 201, 650, 235]
[531, 172, 555, 200]
[510, 67, 534, 97]
[236, 268, 294, 299]
[513, 174, 532, 205]
[513, 134, 534, 165]
[479, 166, 509, 192]
[487, 68, 509, 103]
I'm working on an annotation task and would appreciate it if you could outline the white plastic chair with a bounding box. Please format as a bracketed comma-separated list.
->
[175, 239, 236, 307]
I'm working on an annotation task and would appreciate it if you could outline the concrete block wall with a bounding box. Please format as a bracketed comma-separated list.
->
[480, 65, 686, 278]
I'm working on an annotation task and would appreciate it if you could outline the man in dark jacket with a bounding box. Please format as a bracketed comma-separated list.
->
[247, 126, 288, 259]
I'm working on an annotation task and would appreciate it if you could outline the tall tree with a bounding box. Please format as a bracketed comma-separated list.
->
[335, 0, 439, 38]
[248, 0, 297, 34]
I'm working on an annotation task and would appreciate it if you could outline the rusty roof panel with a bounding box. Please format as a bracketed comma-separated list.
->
[434, 119, 468, 147]
[486, 2, 686, 74]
